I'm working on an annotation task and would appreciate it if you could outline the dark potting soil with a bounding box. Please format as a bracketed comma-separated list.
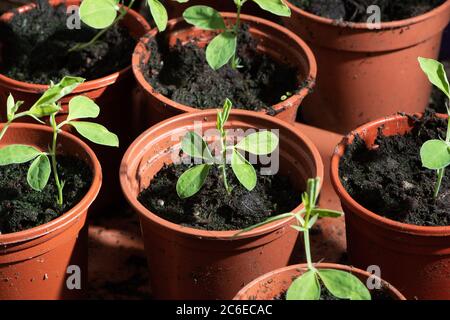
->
[143, 25, 300, 112]
[0, 155, 92, 234]
[0, 0, 135, 84]
[274, 284, 394, 300]
[290, 0, 445, 22]
[138, 162, 300, 231]
[340, 112, 449, 227]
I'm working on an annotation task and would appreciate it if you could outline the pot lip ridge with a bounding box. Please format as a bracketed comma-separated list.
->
[131, 13, 317, 116]
[120, 109, 324, 240]
[330, 113, 450, 236]
[0, 0, 150, 94]
[286, 0, 450, 30]
[0, 122, 102, 245]
[234, 262, 407, 300]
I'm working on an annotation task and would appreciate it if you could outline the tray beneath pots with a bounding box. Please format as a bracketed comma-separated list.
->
[87, 123, 346, 299]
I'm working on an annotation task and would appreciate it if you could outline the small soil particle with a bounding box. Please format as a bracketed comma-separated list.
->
[339, 112, 449, 227]
[138, 161, 300, 231]
[0, 156, 92, 234]
[290, 0, 445, 22]
[0, 0, 135, 84]
[142, 25, 300, 112]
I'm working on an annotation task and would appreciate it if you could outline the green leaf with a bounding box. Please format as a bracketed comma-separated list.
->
[420, 139, 450, 170]
[286, 270, 321, 300]
[0, 145, 41, 165]
[29, 76, 85, 117]
[176, 164, 211, 198]
[27, 154, 51, 191]
[418, 57, 450, 99]
[183, 6, 226, 30]
[311, 208, 344, 218]
[231, 149, 257, 191]
[67, 96, 100, 121]
[79, 0, 119, 29]
[217, 98, 233, 130]
[69, 122, 119, 147]
[148, 0, 168, 32]
[7, 94, 18, 121]
[252, 0, 291, 17]
[181, 132, 214, 162]
[318, 269, 371, 300]
[235, 131, 279, 155]
[206, 31, 237, 70]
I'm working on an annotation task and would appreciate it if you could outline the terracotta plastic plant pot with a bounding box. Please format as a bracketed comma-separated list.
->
[284, 1, 450, 134]
[0, 0, 150, 214]
[0, 123, 101, 300]
[330, 113, 450, 300]
[233, 263, 406, 300]
[120, 109, 324, 300]
[132, 14, 317, 130]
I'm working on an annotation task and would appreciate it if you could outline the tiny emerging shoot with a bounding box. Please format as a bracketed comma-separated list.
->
[0, 76, 119, 206]
[237, 178, 371, 300]
[70, 0, 183, 52]
[418, 57, 450, 199]
[176, 99, 279, 198]
[183, 0, 291, 70]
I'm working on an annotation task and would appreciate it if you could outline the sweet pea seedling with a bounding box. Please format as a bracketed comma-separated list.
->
[176, 99, 279, 198]
[183, 0, 291, 70]
[70, 0, 183, 52]
[0, 76, 119, 206]
[237, 178, 371, 300]
[418, 57, 450, 198]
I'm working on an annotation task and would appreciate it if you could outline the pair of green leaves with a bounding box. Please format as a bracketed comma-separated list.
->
[79, 0, 186, 32]
[418, 57, 450, 172]
[183, 1, 290, 70]
[176, 131, 279, 198]
[286, 268, 371, 300]
[176, 99, 279, 198]
[0, 145, 50, 191]
[6, 76, 84, 124]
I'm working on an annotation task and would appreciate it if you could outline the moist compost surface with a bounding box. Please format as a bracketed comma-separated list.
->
[143, 25, 300, 112]
[340, 112, 449, 226]
[0, 155, 92, 234]
[274, 284, 394, 300]
[0, 0, 135, 84]
[291, 0, 445, 22]
[138, 161, 300, 231]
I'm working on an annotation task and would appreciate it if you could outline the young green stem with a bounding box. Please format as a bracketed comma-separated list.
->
[302, 209, 314, 270]
[50, 114, 64, 206]
[68, 0, 135, 53]
[230, 1, 243, 69]
[0, 112, 32, 140]
[433, 104, 450, 199]
[220, 127, 232, 194]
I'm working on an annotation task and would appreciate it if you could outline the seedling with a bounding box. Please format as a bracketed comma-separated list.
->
[418, 57, 450, 198]
[183, 0, 291, 70]
[69, 0, 178, 52]
[0, 76, 119, 206]
[238, 178, 371, 300]
[176, 99, 279, 198]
